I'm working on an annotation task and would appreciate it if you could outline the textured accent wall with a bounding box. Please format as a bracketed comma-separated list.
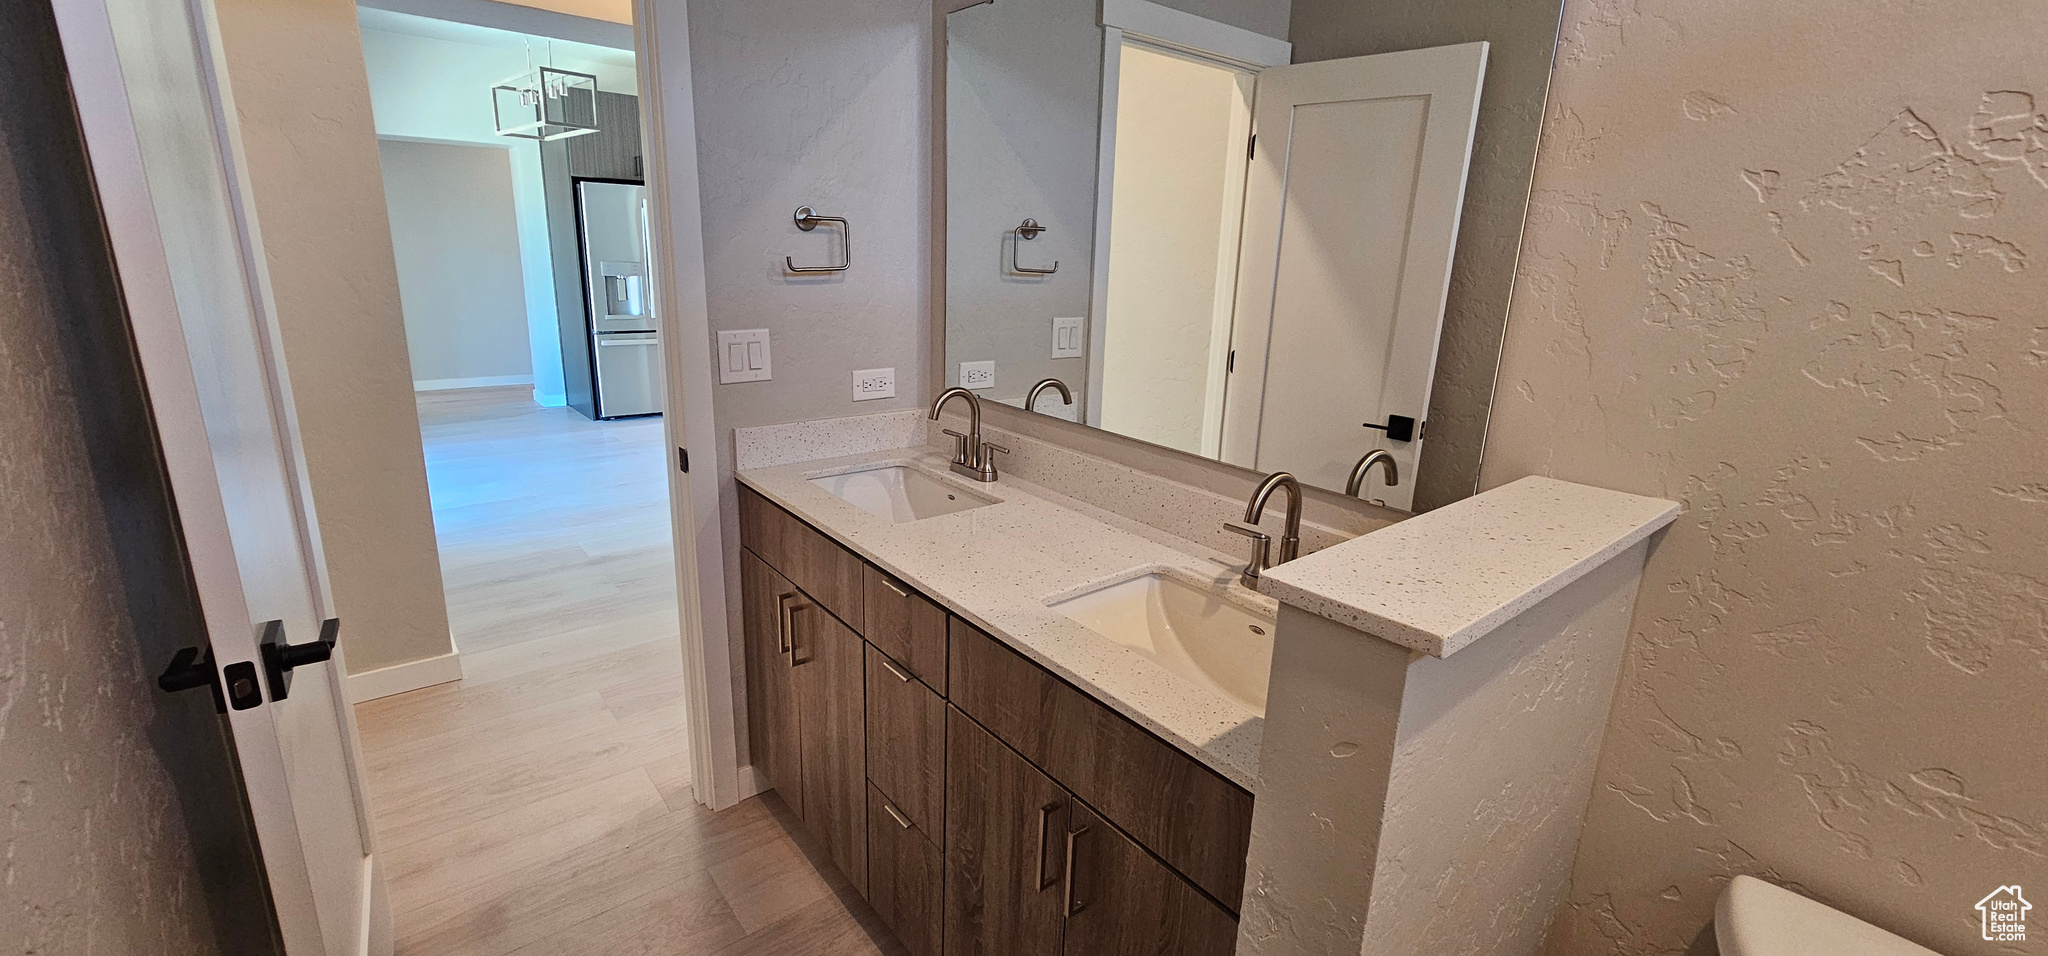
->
[1478, 1, 2048, 953]
[1, 2, 272, 951]
[213, 0, 457, 677]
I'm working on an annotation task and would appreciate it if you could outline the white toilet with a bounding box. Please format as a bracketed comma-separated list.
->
[1717, 875, 1943, 956]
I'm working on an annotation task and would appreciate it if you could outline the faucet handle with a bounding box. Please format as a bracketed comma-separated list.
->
[1222, 523, 1272, 589]
[941, 428, 972, 465]
[975, 440, 1010, 480]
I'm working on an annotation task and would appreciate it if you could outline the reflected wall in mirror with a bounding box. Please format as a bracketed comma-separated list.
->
[942, 0, 1565, 512]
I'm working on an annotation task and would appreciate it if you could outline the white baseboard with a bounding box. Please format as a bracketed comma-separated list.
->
[532, 388, 568, 408]
[347, 651, 463, 702]
[414, 374, 534, 391]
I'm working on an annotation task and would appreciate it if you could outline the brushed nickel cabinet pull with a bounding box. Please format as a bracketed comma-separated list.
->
[880, 576, 911, 598]
[880, 657, 915, 683]
[1035, 800, 1061, 890]
[1063, 824, 1090, 916]
[883, 801, 914, 830]
[775, 591, 797, 656]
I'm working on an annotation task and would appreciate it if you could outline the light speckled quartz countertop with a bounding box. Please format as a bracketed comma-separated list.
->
[738, 445, 1273, 791]
[1261, 476, 1680, 657]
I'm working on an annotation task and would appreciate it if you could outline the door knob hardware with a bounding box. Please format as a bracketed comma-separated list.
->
[259, 617, 338, 702]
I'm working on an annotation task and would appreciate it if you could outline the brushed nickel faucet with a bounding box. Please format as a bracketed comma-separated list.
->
[1346, 449, 1399, 501]
[929, 387, 1008, 482]
[1224, 471, 1301, 588]
[1026, 378, 1073, 415]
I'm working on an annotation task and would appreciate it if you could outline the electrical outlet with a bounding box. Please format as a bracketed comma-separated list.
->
[1051, 317, 1084, 358]
[716, 329, 771, 383]
[959, 360, 995, 390]
[852, 367, 895, 401]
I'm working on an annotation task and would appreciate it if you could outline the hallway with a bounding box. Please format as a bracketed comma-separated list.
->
[353, 387, 898, 955]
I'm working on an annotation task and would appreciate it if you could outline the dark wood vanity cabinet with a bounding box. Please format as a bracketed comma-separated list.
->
[739, 487, 1247, 956]
[944, 711, 1071, 956]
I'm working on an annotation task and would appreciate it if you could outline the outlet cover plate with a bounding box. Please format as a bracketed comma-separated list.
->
[959, 360, 995, 390]
[1051, 317, 1084, 358]
[852, 367, 896, 401]
[717, 329, 771, 383]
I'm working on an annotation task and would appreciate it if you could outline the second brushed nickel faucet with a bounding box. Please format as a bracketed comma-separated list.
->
[1026, 377, 1073, 415]
[1346, 449, 1399, 501]
[1224, 471, 1302, 588]
[930, 386, 1008, 482]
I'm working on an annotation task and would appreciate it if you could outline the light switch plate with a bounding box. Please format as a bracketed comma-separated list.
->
[959, 360, 995, 390]
[852, 367, 895, 401]
[1051, 317, 1084, 358]
[717, 329, 771, 383]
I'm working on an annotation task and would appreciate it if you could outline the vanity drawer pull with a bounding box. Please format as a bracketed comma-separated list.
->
[882, 800, 915, 831]
[880, 576, 911, 598]
[879, 656, 915, 683]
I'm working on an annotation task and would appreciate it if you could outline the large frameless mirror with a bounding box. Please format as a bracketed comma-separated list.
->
[942, 0, 1565, 511]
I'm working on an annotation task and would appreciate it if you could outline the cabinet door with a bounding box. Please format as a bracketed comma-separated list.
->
[1061, 803, 1238, 956]
[793, 597, 868, 895]
[866, 642, 946, 837]
[946, 709, 1069, 956]
[869, 783, 944, 956]
[741, 549, 803, 816]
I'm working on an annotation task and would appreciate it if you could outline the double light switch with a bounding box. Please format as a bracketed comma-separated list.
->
[718, 329, 771, 383]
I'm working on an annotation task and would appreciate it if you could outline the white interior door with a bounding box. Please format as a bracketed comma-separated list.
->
[51, 0, 392, 953]
[1220, 42, 1487, 510]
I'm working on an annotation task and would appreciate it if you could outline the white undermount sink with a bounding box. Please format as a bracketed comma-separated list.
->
[1050, 572, 1276, 715]
[809, 465, 994, 523]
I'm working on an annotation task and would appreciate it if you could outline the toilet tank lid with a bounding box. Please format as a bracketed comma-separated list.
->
[1716, 876, 1944, 956]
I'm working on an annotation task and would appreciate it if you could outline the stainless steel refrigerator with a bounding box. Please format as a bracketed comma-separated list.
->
[569, 179, 661, 419]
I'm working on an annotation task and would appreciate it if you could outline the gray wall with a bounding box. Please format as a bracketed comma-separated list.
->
[1290, 0, 1564, 512]
[944, 0, 1101, 408]
[379, 138, 535, 386]
[2, 2, 275, 951]
[1481, 0, 2048, 953]
[688, 0, 933, 761]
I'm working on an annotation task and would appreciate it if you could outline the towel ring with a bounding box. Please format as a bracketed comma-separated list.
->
[1012, 218, 1057, 275]
[786, 206, 850, 273]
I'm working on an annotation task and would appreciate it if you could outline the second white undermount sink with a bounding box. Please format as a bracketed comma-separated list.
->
[809, 465, 994, 523]
[1050, 572, 1276, 715]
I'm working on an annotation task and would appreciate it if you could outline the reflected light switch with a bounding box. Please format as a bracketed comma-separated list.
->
[1051, 317, 1083, 359]
[718, 329, 771, 383]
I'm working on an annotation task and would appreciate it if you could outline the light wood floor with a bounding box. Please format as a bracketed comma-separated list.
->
[355, 387, 901, 955]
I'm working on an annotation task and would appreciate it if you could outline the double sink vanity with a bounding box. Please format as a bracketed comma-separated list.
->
[732, 405, 1679, 956]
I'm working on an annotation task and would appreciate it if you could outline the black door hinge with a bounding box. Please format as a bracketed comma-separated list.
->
[1247, 133, 1256, 160]
[677, 447, 690, 473]
[1226, 349, 1236, 373]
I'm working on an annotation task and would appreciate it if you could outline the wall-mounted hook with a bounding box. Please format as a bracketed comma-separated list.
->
[785, 205, 850, 273]
[1012, 218, 1057, 275]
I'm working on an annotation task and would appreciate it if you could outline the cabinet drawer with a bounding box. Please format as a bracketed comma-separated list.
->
[868, 783, 943, 956]
[948, 619, 1254, 910]
[739, 486, 864, 628]
[865, 642, 945, 838]
[863, 565, 948, 692]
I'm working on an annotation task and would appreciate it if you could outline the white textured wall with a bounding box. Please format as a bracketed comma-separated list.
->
[379, 139, 535, 386]
[1477, 1, 2048, 953]
[215, 0, 457, 676]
